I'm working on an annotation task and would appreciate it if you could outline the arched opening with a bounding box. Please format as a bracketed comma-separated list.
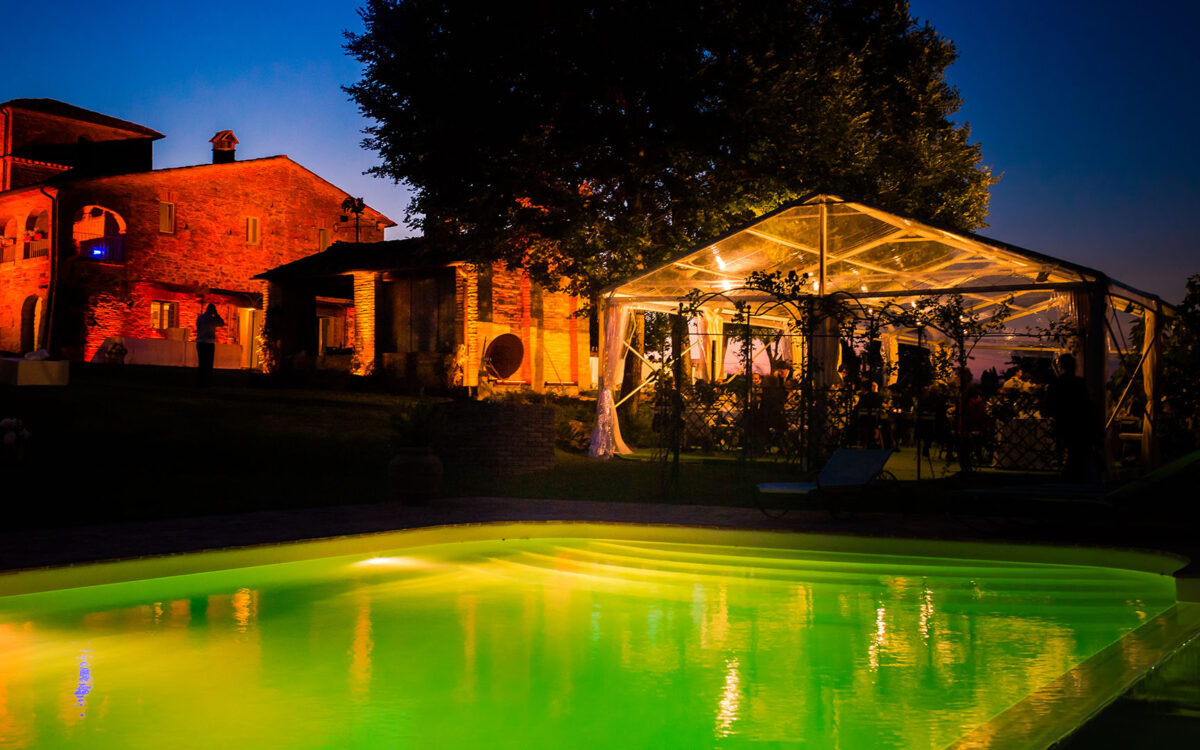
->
[23, 211, 50, 259]
[1, 215, 18, 264]
[20, 295, 44, 353]
[73, 205, 126, 262]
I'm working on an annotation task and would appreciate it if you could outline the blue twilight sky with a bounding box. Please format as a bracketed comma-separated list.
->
[4, 1, 1198, 303]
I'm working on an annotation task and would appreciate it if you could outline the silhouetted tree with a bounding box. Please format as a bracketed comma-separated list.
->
[345, 0, 995, 299]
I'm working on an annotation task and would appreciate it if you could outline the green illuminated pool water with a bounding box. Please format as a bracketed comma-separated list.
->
[0, 526, 1185, 749]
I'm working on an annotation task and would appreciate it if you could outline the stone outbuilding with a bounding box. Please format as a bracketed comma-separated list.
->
[257, 238, 593, 393]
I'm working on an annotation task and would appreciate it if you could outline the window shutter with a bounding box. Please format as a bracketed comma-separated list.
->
[159, 202, 175, 234]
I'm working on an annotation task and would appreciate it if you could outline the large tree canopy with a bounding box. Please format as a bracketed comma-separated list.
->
[345, 0, 995, 297]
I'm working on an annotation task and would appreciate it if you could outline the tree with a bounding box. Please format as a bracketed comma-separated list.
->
[1158, 275, 1200, 452]
[345, 0, 995, 300]
[341, 196, 367, 243]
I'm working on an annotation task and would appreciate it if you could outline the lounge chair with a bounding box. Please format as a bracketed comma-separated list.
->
[756, 448, 895, 515]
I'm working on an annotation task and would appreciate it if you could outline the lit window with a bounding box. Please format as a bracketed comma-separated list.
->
[246, 217, 260, 244]
[151, 301, 179, 330]
[159, 202, 175, 234]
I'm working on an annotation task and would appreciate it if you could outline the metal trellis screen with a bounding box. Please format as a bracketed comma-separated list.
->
[645, 346, 1061, 472]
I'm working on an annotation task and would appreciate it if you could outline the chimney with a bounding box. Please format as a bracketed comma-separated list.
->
[209, 130, 239, 164]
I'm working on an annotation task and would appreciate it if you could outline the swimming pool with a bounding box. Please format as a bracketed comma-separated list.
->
[0, 524, 1196, 749]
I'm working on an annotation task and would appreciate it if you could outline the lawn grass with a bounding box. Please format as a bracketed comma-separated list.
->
[445, 449, 799, 507]
[0, 364, 821, 530]
[1, 363, 1107, 533]
[1, 366, 419, 529]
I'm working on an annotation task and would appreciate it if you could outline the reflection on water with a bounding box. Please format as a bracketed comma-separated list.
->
[0, 538, 1178, 749]
[71, 649, 91, 719]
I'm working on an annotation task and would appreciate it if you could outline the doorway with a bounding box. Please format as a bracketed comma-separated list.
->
[20, 295, 43, 353]
[239, 308, 263, 369]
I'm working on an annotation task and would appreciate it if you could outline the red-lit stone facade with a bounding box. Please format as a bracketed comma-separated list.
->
[0, 99, 390, 363]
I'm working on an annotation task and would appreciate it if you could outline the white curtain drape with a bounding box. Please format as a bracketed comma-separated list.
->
[709, 313, 727, 379]
[589, 300, 632, 457]
[690, 317, 708, 382]
[882, 332, 900, 385]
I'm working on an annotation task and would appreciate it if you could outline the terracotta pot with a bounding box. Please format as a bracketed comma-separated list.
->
[387, 447, 443, 505]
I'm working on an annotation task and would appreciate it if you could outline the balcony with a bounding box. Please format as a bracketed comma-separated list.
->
[76, 233, 125, 263]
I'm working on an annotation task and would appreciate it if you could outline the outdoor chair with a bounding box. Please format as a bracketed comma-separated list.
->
[755, 448, 896, 517]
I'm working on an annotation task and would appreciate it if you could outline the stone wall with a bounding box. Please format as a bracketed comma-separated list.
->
[433, 401, 555, 475]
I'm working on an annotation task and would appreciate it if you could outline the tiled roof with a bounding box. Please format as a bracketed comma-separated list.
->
[1, 98, 164, 139]
[256, 238, 459, 280]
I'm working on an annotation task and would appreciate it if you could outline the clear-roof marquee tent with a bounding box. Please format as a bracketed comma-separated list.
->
[588, 194, 1172, 463]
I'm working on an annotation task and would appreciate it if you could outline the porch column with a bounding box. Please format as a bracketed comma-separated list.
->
[531, 282, 545, 392]
[1141, 303, 1162, 468]
[351, 271, 380, 376]
[589, 299, 632, 457]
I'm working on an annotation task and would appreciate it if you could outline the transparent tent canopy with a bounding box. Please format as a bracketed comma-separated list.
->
[589, 194, 1172, 459]
[603, 194, 1169, 341]
[614, 196, 1082, 312]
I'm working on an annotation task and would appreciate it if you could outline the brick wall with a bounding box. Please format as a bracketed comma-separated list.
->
[80, 282, 247, 362]
[433, 401, 555, 474]
[542, 292, 575, 384]
[463, 263, 587, 390]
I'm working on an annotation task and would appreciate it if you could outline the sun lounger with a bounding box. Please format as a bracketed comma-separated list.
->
[757, 448, 895, 503]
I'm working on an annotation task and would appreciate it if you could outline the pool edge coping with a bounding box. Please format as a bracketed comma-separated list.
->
[0, 520, 1191, 599]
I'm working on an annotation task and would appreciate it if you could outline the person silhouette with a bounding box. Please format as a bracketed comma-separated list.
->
[195, 303, 225, 387]
[1044, 353, 1095, 480]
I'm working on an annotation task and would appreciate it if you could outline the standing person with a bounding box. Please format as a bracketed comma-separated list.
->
[1044, 353, 1095, 481]
[195, 303, 225, 387]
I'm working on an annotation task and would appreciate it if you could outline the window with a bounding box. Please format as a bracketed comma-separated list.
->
[159, 202, 175, 234]
[246, 216, 260, 244]
[151, 301, 179, 330]
[318, 228, 330, 251]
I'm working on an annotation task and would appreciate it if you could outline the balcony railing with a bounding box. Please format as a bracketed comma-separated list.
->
[23, 238, 49, 259]
[76, 233, 125, 263]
